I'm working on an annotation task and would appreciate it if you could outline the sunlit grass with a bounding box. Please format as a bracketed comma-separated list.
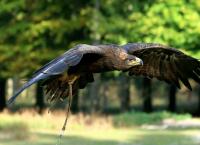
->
[0, 111, 200, 145]
[113, 111, 192, 127]
[1, 128, 200, 145]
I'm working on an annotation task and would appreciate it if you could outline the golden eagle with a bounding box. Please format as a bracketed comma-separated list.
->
[8, 43, 200, 104]
[7, 42, 200, 133]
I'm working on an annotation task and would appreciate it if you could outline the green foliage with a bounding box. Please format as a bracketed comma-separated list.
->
[0, 0, 94, 78]
[95, 0, 200, 57]
[113, 111, 192, 127]
[0, 0, 200, 78]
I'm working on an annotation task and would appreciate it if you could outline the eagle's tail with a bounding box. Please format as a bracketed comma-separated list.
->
[7, 73, 49, 105]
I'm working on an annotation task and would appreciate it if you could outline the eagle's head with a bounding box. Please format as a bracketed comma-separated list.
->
[118, 51, 143, 70]
[126, 55, 143, 67]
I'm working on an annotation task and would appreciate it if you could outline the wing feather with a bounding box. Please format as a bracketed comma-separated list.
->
[45, 73, 94, 102]
[123, 43, 200, 90]
[8, 44, 104, 104]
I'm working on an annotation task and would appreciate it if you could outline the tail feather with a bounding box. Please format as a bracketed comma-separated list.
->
[7, 73, 49, 105]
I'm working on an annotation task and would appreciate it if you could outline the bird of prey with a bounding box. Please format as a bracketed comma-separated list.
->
[7, 43, 200, 131]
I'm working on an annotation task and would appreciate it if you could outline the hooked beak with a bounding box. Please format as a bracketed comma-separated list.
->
[128, 57, 143, 66]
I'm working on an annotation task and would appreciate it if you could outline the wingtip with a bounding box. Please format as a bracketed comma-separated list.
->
[7, 96, 16, 106]
[7, 73, 48, 105]
[7, 91, 22, 106]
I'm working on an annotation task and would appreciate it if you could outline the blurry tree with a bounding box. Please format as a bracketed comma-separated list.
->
[101, 80, 109, 111]
[87, 0, 102, 113]
[35, 82, 45, 113]
[0, 78, 6, 111]
[118, 74, 131, 112]
[198, 86, 200, 116]
[88, 74, 101, 112]
[142, 78, 152, 112]
[97, 0, 200, 112]
[0, 0, 94, 109]
[71, 93, 79, 113]
[168, 85, 177, 112]
[1, 0, 200, 113]
[0, 0, 96, 77]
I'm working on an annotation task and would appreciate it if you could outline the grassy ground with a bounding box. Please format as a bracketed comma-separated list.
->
[0, 110, 200, 145]
[1, 128, 200, 145]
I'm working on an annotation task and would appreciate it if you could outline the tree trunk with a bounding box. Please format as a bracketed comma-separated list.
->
[168, 85, 177, 112]
[142, 78, 152, 112]
[198, 86, 200, 116]
[89, 74, 101, 112]
[119, 75, 130, 112]
[71, 93, 79, 113]
[0, 78, 6, 112]
[102, 81, 109, 112]
[35, 82, 45, 113]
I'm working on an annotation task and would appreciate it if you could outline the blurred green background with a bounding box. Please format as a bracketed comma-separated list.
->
[0, 0, 200, 145]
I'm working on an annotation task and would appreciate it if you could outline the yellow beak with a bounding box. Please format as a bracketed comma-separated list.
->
[128, 57, 143, 66]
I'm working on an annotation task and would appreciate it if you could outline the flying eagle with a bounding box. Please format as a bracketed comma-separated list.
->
[8, 43, 200, 104]
[7, 42, 200, 132]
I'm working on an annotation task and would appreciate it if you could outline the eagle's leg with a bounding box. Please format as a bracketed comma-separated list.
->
[60, 75, 78, 136]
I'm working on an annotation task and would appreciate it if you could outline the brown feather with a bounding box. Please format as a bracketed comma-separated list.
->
[125, 43, 200, 89]
[44, 73, 94, 102]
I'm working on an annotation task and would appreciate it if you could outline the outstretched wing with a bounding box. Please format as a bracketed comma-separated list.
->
[123, 43, 200, 90]
[7, 44, 104, 104]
